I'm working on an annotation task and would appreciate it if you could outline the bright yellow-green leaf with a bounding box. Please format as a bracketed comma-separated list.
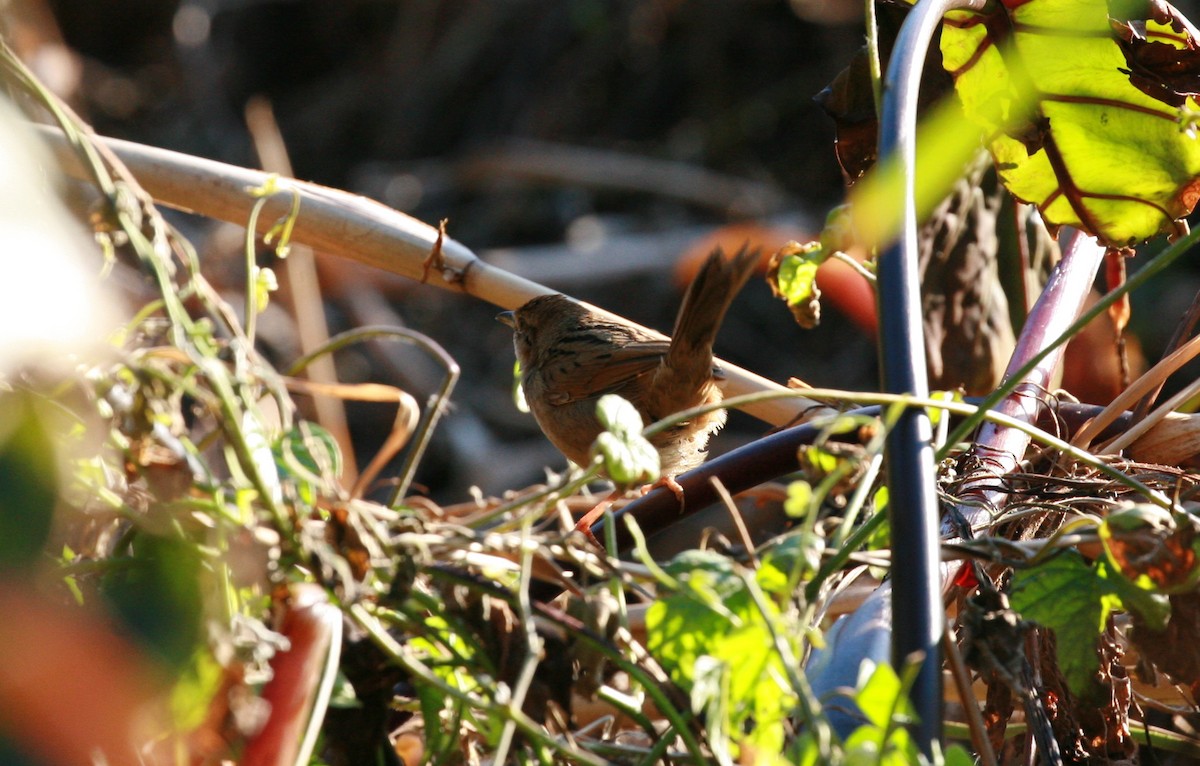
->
[783, 479, 813, 519]
[803, 444, 841, 474]
[839, 663, 921, 766]
[767, 240, 824, 328]
[592, 430, 659, 485]
[595, 393, 643, 435]
[854, 661, 910, 729]
[941, 0, 1200, 246]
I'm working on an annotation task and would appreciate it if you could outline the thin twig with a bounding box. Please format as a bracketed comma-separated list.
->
[709, 476, 758, 568]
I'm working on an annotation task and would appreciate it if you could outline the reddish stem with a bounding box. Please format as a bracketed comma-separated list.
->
[949, 230, 1106, 540]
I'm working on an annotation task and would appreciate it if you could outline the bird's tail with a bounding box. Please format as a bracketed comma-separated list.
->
[665, 245, 759, 390]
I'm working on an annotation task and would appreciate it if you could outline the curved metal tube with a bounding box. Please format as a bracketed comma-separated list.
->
[876, 0, 987, 751]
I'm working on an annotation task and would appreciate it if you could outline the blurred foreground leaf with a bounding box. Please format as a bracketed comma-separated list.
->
[102, 535, 204, 669]
[0, 395, 56, 571]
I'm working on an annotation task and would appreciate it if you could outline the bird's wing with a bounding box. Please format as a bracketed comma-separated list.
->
[542, 340, 668, 406]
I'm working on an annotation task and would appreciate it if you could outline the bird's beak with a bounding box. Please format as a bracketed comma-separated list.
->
[496, 310, 516, 328]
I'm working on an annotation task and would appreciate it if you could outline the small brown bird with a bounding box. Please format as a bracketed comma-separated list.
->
[499, 246, 759, 482]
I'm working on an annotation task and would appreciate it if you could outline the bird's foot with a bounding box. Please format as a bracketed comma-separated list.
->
[642, 474, 685, 506]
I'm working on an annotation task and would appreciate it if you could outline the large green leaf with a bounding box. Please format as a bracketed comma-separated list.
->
[1010, 551, 1109, 695]
[941, 0, 1200, 247]
[1010, 548, 1168, 695]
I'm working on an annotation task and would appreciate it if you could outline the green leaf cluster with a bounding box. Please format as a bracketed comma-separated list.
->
[646, 549, 797, 760]
[591, 393, 660, 485]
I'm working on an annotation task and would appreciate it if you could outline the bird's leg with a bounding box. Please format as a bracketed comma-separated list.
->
[575, 475, 686, 547]
[573, 489, 618, 547]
